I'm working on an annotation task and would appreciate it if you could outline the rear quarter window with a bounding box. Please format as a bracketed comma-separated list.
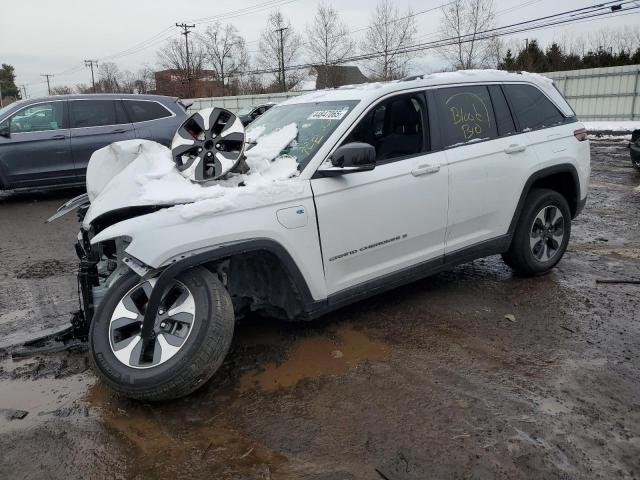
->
[503, 84, 565, 131]
[434, 86, 498, 147]
[124, 100, 173, 122]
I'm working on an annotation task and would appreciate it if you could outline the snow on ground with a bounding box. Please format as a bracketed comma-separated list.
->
[83, 124, 302, 226]
[583, 121, 640, 133]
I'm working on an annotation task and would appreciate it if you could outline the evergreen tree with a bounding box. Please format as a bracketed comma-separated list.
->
[0, 64, 19, 99]
[498, 49, 517, 70]
[545, 43, 565, 71]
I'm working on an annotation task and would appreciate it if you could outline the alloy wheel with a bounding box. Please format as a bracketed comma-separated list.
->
[108, 278, 196, 369]
[529, 205, 565, 262]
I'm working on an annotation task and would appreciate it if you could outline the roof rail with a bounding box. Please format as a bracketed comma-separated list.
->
[399, 74, 425, 82]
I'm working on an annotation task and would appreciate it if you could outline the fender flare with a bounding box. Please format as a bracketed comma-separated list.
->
[0, 162, 9, 190]
[137, 238, 317, 341]
[507, 163, 581, 235]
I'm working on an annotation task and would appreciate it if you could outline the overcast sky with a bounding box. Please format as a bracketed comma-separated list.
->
[1, 0, 638, 98]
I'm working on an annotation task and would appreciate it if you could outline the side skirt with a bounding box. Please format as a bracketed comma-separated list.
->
[302, 235, 511, 320]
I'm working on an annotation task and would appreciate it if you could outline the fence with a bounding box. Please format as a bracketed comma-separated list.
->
[543, 64, 640, 121]
[186, 64, 640, 121]
[185, 91, 307, 113]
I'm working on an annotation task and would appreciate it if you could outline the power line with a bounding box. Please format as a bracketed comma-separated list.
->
[189, 0, 300, 24]
[231, 1, 638, 77]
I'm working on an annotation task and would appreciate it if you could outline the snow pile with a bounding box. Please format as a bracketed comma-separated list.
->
[83, 123, 301, 226]
[583, 121, 640, 133]
[85, 140, 170, 202]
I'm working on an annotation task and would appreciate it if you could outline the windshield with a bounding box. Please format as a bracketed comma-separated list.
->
[236, 106, 254, 116]
[245, 100, 359, 170]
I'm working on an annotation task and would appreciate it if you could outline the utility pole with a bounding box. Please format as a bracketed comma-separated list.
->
[275, 26, 288, 92]
[41, 74, 54, 96]
[20, 84, 27, 99]
[84, 60, 98, 93]
[176, 22, 196, 97]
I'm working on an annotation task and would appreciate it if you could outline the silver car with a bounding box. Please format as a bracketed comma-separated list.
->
[0, 94, 190, 190]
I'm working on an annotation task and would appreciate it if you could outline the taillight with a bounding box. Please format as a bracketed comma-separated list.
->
[574, 128, 588, 141]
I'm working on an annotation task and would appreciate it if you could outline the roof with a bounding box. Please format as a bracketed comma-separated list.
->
[280, 69, 574, 116]
[16, 93, 179, 103]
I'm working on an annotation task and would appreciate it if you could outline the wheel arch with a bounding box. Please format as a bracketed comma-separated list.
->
[508, 164, 581, 236]
[142, 238, 318, 326]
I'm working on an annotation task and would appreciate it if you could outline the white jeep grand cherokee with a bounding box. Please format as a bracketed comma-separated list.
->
[57, 70, 590, 400]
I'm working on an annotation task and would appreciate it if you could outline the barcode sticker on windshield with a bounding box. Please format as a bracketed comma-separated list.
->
[307, 109, 348, 120]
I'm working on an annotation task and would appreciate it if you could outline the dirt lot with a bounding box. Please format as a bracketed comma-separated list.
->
[0, 139, 638, 480]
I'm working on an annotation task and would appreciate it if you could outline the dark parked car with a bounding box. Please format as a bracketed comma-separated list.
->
[631, 129, 640, 171]
[0, 94, 190, 190]
[237, 103, 275, 126]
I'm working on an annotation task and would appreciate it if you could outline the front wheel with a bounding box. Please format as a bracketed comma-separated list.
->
[89, 266, 234, 401]
[502, 188, 571, 276]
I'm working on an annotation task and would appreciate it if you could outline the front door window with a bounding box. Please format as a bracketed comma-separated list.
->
[9, 102, 65, 133]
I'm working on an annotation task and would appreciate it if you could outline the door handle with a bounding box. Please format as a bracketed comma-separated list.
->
[111, 128, 127, 134]
[504, 144, 526, 154]
[411, 164, 440, 176]
[50, 134, 66, 140]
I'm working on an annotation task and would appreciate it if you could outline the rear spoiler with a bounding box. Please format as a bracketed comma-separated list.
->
[176, 99, 193, 111]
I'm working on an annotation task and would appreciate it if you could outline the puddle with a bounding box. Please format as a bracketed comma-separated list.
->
[570, 244, 640, 259]
[85, 382, 289, 478]
[239, 325, 390, 392]
[0, 373, 94, 433]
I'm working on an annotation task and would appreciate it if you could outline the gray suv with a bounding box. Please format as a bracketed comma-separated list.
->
[0, 94, 189, 190]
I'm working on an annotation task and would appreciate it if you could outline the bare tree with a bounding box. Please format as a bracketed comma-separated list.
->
[133, 66, 156, 94]
[157, 37, 206, 83]
[438, 0, 496, 70]
[200, 22, 248, 94]
[360, 0, 418, 81]
[306, 2, 355, 86]
[75, 83, 92, 94]
[97, 62, 122, 93]
[237, 73, 266, 95]
[257, 9, 303, 91]
[485, 37, 505, 68]
[50, 85, 73, 95]
[119, 70, 138, 94]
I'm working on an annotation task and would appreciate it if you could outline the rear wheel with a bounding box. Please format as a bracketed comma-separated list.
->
[89, 266, 234, 401]
[502, 188, 571, 276]
[631, 149, 640, 171]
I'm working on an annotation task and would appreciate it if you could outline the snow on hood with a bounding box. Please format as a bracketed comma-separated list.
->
[83, 123, 301, 228]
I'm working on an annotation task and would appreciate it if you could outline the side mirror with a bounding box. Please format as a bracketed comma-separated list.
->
[0, 121, 10, 138]
[318, 142, 376, 177]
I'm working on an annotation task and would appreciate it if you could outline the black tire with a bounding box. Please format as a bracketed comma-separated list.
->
[502, 188, 571, 276]
[89, 266, 234, 401]
[631, 149, 640, 172]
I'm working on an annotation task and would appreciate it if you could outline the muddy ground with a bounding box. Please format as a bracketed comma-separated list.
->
[0, 138, 638, 480]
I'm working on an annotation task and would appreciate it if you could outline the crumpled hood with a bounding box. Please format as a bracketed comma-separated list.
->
[83, 124, 300, 229]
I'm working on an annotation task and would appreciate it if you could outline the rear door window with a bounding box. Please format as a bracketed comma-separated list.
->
[488, 85, 516, 136]
[123, 100, 172, 122]
[503, 84, 565, 131]
[70, 100, 118, 128]
[434, 85, 498, 147]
